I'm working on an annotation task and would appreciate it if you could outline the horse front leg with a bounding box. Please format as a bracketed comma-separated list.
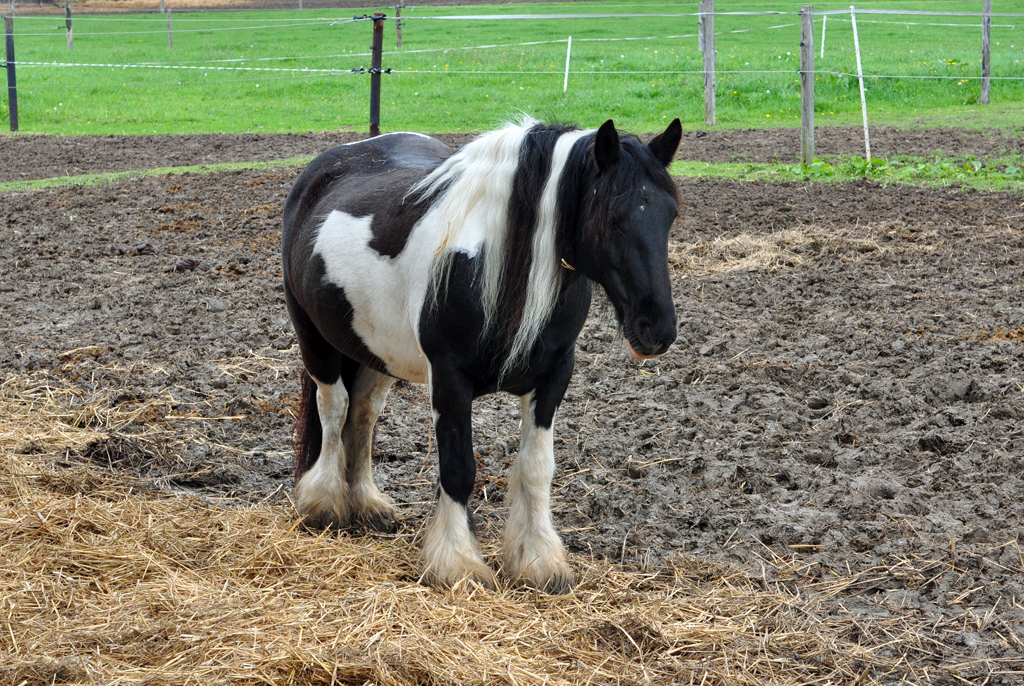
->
[501, 352, 575, 594]
[421, 358, 496, 589]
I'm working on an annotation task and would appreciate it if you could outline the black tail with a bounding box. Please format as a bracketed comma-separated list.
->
[293, 369, 322, 484]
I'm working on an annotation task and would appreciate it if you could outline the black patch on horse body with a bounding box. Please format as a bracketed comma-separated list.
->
[420, 252, 592, 398]
[368, 176, 436, 258]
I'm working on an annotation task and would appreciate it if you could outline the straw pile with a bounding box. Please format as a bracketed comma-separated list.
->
[670, 225, 884, 278]
[2, 369, 901, 686]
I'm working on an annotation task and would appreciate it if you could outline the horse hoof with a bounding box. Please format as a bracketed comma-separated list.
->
[540, 568, 576, 595]
[299, 508, 350, 532]
[354, 508, 399, 534]
[505, 566, 575, 595]
[422, 563, 497, 592]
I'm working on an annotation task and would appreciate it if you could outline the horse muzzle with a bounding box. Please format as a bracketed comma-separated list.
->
[625, 313, 676, 360]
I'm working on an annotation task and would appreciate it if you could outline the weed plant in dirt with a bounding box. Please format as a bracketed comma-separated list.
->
[3, 159, 1024, 682]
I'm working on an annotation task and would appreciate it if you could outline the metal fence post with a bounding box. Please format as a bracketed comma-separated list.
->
[4, 15, 17, 132]
[800, 5, 815, 165]
[981, 0, 992, 104]
[369, 12, 385, 137]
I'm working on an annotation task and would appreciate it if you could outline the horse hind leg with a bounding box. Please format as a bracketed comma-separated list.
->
[294, 373, 354, 530]
[289, 289, 359, 530]
[343, 365, 398, 532]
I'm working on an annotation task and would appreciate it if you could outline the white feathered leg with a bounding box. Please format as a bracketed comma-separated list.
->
[344, 366, 398, 532]
[295, 379, 351, 529]
[422, 489, 495, 589]
[421, 365, 495, 590]
[501, 393, 574, 594]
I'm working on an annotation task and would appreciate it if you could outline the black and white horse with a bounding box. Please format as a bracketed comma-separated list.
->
[282, 117, 682, 593]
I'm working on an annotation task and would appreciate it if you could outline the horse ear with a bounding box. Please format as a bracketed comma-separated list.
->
[594, 119, 620, 172]
[647, 118, 682, 167]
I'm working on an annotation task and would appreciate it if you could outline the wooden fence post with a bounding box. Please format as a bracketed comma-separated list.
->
[65, 2, 71, 51]
[395, 4, 402, 48]
[699, 0, 715, 126]
[981, 0, 992, 104]
[167, 8, 172, 49]
[800, 5, 814, 165]
[4, 15, 17, 132]
[369, 12, 385, 136]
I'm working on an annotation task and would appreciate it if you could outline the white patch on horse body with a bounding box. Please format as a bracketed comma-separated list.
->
[506, 129, 592, 372]
[313, 210, 435, 383]
[422, 490, 495, 589]
[501, 393, 573, 592]
[295, 379, 351, 525]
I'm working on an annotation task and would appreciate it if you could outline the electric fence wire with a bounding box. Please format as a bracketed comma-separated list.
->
[8, 8, 1024, 92]
[10, 17, 357, 37]
[9, 21, 805, 67]
[14, 71, 349, 89]
[818, 70, 1024, 81]
[14, 14, 358, 22]
[16, 60, 356, 73]
[820, 17, 1017, 29]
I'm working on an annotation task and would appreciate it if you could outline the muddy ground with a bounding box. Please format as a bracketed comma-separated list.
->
[3, 136, 1024, 683]
[3, 125, 1023, 184]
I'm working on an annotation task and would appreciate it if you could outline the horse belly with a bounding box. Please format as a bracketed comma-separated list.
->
[312, 210, 430, 384]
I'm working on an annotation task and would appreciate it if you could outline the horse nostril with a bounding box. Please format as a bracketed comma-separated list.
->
[634, 316, 653, 341]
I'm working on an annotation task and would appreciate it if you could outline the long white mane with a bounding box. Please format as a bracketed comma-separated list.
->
[411, 119, 591, 375]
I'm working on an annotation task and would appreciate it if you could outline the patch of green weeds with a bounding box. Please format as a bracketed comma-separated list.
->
[672, 153, 1024, 192]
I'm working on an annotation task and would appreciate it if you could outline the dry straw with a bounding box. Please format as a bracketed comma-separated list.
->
[669, 225, 884, 278]
[0, 349, 927, 686]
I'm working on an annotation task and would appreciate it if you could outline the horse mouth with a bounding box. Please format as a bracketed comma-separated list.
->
[626, 339, 662, 360]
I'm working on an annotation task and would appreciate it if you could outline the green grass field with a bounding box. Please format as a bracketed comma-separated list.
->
[1, 0, 1023, 136]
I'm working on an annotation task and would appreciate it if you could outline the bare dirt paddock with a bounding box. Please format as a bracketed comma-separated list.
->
[2, 138, 1024, 684]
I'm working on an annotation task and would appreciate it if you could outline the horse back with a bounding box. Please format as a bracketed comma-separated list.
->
[282, 133, 453, 262]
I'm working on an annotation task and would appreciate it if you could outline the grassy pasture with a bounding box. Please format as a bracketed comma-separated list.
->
[1, 0, 1023, 135]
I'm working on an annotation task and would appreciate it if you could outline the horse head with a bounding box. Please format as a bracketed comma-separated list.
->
[567, 118, 682, 360]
